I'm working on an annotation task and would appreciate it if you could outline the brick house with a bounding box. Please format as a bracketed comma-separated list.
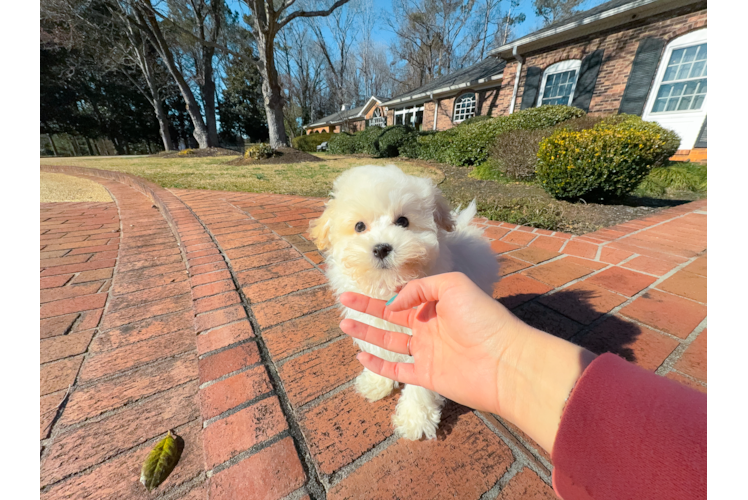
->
[489, 0, 707, 162]
[304, 0, 707, 161]
[304, 96, 387, 135]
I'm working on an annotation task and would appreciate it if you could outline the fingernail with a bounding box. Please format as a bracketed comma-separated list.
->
[386, 295, 397, 306]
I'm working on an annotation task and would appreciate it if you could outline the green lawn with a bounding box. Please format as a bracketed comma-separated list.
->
[40, 153, 444, 198]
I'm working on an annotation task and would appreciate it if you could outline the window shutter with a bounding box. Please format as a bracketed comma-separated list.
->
[618, 37, 666, 115]
[571, 49, 605, 112]
[520, 66, 543, 110]
[694, 117, 707, 148]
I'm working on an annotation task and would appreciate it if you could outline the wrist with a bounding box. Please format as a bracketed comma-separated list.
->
[493, 321, 596, 453]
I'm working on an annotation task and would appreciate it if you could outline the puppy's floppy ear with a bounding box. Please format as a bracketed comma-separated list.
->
[433, 191, 455, 232]
[309, 200, 335, 252]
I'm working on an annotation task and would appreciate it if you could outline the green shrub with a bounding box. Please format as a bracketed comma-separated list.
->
[489, 128, 554, 180]
[293, 132, 332, 152]
[352, 126, 386, 155]
[328, 132, 357, 154]
[421, 104, 586, 166]
[244, 143, 275, 160]
[327, 125, 418, 157]
[483, 115, 607, 181]
[376, 126, 417, 157]
[397, 130, 433, 159]
[636, 163, 707, 196]
[459, 115, 492, 126]
[536, 115, 681, 201]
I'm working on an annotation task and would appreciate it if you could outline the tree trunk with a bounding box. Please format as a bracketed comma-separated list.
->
[85, 137, 94, 156]
[69, 134, 80, 156]
[138, 4, 211, 148]
[201, 47, 220, 147]
[152, 96, 174, 151]
[165, 59, 210, 149]
[48, 134, 58, 156]
[257, 34, 288, 148]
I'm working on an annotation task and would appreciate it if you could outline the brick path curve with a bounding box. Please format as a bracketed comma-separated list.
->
[40, 166, 706, 499]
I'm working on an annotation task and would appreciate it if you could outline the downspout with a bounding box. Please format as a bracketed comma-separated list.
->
[430, 92, 438, 131]
[509, 45, 524, 115]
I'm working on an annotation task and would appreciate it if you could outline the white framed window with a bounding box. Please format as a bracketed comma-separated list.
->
[394, 104, 424, 129]
[537, 60, 581, 106]
[643, 29, 708, 150]
[650, 41, 707, 113]
[370, 108, 386, 127]
[452, 93, 476, 122]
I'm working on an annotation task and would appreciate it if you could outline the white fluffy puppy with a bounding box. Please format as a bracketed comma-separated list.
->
[310, 165, 499, 440]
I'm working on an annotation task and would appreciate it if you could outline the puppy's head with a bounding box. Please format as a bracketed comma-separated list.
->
[310, 165, 454, 297]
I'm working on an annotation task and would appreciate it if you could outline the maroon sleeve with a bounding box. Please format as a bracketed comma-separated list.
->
[551, 353, 706, 500]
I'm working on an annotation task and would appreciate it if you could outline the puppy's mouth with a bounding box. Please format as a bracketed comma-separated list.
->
[375, 259, 392, 270]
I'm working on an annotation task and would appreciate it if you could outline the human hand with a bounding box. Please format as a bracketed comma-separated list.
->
[339, 272, 596, 452]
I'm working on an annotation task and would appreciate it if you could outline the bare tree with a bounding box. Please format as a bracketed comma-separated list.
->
[118, 15, 175, 150]
[277, 22, 327, 133]
[307, 1, 361, 110]
[118, 0, 216, 148]
[166, 0, 226, 147]
[235, 0, 354, 147]
[40, 0, 177, 150]
[388, 0, 478, 90]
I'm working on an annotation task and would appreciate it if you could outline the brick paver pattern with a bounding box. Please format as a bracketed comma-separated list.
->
[40, 168, 706, 500]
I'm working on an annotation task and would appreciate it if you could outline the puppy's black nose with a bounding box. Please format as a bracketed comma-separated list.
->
[373, 243, 393, 260]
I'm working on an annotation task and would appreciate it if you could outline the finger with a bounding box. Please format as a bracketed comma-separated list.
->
[356, 352, 420, 386]
[340, 319, 411, 355]
[386, 272, 466, 311]
[339, 292, 414, 328]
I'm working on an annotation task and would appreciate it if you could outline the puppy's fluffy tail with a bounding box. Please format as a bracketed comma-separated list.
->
[453, 200, 477, 229]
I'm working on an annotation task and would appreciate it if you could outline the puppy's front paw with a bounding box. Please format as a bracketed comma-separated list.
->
[393, 397, 441, 440]
[355, 369, 394, 402]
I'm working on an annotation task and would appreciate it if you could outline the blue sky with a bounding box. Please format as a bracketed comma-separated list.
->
[365, 0, 609, 47]
[224, 0, 610, 49]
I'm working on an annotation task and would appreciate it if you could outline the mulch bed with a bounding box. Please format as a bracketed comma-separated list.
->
[225, 147, 321, 166]
[155, 147, 240, 158]
[429, 162, 702, 235]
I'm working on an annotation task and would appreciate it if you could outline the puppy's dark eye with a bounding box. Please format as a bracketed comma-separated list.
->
[395, 216, 409, 228]
[355, 222, 366, 233]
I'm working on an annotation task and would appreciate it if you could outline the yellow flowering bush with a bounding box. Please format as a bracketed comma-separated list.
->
[244, 143, 275, 160]
[536, 115, 680, 201]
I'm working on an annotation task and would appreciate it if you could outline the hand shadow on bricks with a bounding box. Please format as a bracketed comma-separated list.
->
[506, 290, 638, 365]
[436, 401, 474, 440]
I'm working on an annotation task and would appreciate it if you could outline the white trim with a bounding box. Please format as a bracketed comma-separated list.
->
[537, 60, 581, 107]
[356, 96, 383, 118]
[489, 0, 702, 58]
[642, 28, 707, 149]
[381, 74, 503, 107]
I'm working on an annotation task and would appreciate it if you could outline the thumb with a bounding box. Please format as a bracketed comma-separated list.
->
[386, 272, 466, 311]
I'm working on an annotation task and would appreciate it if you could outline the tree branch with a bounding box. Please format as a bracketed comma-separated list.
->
[278, 0, 353, 30]
[144, 1, 258, 65]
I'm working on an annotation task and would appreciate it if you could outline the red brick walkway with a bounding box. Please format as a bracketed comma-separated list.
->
[40, 167, 706, 500]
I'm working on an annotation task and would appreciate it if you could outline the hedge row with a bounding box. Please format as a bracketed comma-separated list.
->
[328, 125, 417, 157]
[292, 132, 332, 152]
[408, 105, 586, 166]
